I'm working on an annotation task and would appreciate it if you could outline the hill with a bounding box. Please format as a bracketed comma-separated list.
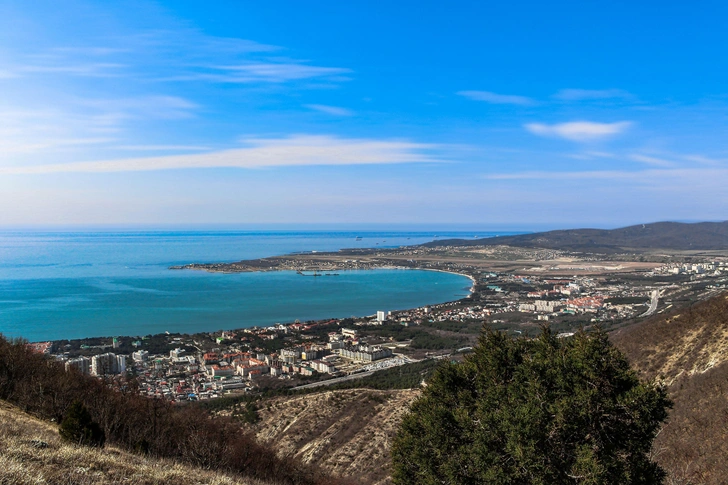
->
[611, 291, 728, 485]
[233, 389, 419, 485]
[0, 400, 265, 485]
[426, 221, 728, 252]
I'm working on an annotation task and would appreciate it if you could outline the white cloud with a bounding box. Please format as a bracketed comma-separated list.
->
[525, 121, 631, 142]
[457, 90, 534, 106]
[554, 89, 631, 101]
[305, 104, 354, 116]
[0, 135, 438, 174]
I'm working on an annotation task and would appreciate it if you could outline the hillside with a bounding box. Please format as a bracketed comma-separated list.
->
[611, 292, 728, 485]
[0, 336, 336, 485]
[426, 221, 728, 252]
[241, 389, 419, 485]
[0, 400, 264, 485]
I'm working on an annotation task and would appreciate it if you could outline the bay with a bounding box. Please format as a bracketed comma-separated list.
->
[0, 229, 516, 342]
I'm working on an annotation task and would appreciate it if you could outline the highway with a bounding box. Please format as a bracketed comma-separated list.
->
[640, 290, 659, 317]
[291, 370, 378, 390]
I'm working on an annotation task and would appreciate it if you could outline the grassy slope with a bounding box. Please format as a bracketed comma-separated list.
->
[0, 400, 265, 485]
[611, 292, 728, 485]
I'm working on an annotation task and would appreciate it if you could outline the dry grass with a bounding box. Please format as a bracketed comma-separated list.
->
[611, 291, 728, 485]
[249, 389, 419, 485]
[0, 401, 266, 485]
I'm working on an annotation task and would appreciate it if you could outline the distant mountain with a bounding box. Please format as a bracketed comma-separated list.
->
[425, 221, 728, 252]
[611, 292, 728, 484]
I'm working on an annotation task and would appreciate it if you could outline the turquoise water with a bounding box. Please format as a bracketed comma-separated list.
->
[0, 230, 512, 342]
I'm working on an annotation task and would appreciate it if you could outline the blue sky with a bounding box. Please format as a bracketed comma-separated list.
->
[1, 0, 726, 228]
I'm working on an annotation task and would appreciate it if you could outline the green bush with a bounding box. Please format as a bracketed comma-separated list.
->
[236, 401, 260, 424]
[391, 327, 671, 484]
[59, 401, 105, 447]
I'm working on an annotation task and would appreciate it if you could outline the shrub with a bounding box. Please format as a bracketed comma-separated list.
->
[59, 401, 105, 447]
[391, 326, 672, 485]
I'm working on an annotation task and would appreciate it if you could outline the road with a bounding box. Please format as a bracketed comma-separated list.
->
[640, 290, 659, 317]
[291, 370, 378, 390]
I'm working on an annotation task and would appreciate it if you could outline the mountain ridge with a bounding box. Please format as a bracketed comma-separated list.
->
[424, 221, 728, 252]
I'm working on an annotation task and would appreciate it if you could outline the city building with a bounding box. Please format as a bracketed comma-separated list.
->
[132, 350, 149, 362]
[65, 356, 90, 375]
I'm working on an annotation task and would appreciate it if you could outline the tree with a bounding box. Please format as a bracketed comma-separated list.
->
[391, 327, 671, 485]
[59, 401, 105, 447]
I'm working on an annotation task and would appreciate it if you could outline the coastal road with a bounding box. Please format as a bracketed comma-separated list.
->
[640, 290, 659, 317]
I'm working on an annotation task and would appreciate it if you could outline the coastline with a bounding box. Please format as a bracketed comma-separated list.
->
[169, 246, 479, 293]
[420, 268, 476, 295]
[169, 252, 478, 324]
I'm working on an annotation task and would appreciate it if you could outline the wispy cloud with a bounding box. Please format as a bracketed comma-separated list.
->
[457, 90, 534, 106]
[0, 106, 117, 154]
[525, 121, 632, 142]
[683, 154, 727, 166]
[483, 167, 728, 182]
[567, 151, 616, 160]
[0, 95, 200, 155]
[1, 135, 438, 174]
[0, 26, 351, 85]
[553, 89, 631, 101]
[14, 62, 126, 77]
[199, 63, 352, 84]
[629, 154, 675, 167]
[78, 96, 199, 120]
[114, 145, 210, 151]
[305, 104, 354, 116]
[484, 170, 642, 181]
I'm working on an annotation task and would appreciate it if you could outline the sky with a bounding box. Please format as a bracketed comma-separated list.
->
[1, 0, 726, 228]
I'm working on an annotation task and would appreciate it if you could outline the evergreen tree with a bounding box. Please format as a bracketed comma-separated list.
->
[391, 327, 671, 485]
[59, 401, 105, 447]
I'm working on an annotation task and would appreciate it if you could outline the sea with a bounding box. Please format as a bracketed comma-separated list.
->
[0, 229, 520, 342]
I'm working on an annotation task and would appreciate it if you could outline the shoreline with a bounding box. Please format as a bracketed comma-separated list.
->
[420, 268, 476, 295]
